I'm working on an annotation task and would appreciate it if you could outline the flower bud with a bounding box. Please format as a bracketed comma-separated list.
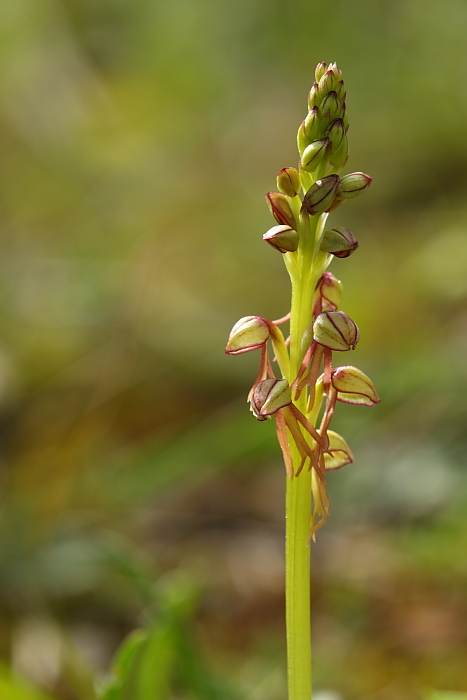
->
[313, 311, 359, 351]
[343, 110, 349, 132]
[266, 192, 296, 229]
[252, 378, 292, 418]
[308, 82, 320, 109]
[329, 135, 349, 171]
[325, 118, 345, 150]
[277, 167, 301, 197]
[335, 80, 345, 101]
[320, 226, 358, 258]
[297, 120, 310, 155]
[337, 172, 372, 200]
[304, 107, 320, 141]
[321, 92, 340, 122]
[315, 62, 327, 82]
[324, 430, 354, 471]
[318, 69, 338, 97]
[225, 316, 269, 355]
[302, 175, 339, 216]
[331, 366, 380, 406]
[301, 138, 330, 173]
[263, 225, 299, 253]
[328, 62, 343, 83]
[316, 272, 342, 311]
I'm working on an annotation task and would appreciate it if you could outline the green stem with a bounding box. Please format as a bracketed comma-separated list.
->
[286, 448, 312, 700]
[285, 212, 322, 700]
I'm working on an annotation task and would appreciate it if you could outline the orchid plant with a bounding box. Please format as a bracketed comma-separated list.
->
[225, 62, 380, 700]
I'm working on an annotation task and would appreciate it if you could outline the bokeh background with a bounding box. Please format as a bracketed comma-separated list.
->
[1, 0, 467, 698]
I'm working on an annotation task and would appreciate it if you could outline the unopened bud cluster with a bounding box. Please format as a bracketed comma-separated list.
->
[226, 62, 379, 540]
[298, 62, 348, 173]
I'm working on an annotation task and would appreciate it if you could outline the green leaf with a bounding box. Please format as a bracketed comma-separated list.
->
[110, 630, 149, 680]
[101, 623, 177, 700]
[133, 623, 177, 700]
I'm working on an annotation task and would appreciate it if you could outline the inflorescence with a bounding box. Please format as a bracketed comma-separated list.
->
[225, 62, 380, 541]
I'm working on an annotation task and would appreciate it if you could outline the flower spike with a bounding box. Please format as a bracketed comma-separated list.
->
[225, 61, 379, 700]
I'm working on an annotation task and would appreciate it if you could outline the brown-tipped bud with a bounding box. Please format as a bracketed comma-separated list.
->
[316, 272, 342, 311]
[263, 224, 299, 253]
[301, 138, 330, 173]
[304, 107, 320, 142]
[329, 134, 349, 171]
[308, 82, 320, 109]
[320, 226, 358, 258]
[313, 311, 359, 351]
[328, 62, 343, 83]
[324, 430, 354, 471]
[318, 69, 338, 97]
[321, 91, 340, 122]
[277, 167, 301, 197]
[315, 63, 327, 82]
[225, 316, 269, 355]
[337, 172, 372, 200]
[336, 80, 345, 100]
[331, 366, 380, 406]
[343, 110, 349, 132]
[338, 97, 346, 119]
[252, 378, 292, 418]
[325, 118, 345, 150]
[266, 192, 296, 228]
[302, 175, 339, 216]
[297, 120, 311, 155]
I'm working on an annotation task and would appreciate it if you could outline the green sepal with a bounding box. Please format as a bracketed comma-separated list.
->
[315, 272, 343, 311]
[301, 138, 330, 173]
[225, 316, 269, 354]
[324, 430, 354, 470]
[252, 378, 292, 418]
[302, 175, 339, 215]
[263, 225, 299, 253]
[325, 118, 345, 151]
[277, 167, 301, 197]
[308, 82, 320, 109]
[337, 172, 372, 199]
[320, 226, 358, 258]
[266, 191, 296, 228]
[304, 107, 320, 142]
[313, 311, 360, 351]
[329, 134, 349, 170]
[315, 63, 327, 82]
[331, 365, 380, 405]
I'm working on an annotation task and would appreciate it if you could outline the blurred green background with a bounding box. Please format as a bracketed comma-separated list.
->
[1, 0, 467, 698]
